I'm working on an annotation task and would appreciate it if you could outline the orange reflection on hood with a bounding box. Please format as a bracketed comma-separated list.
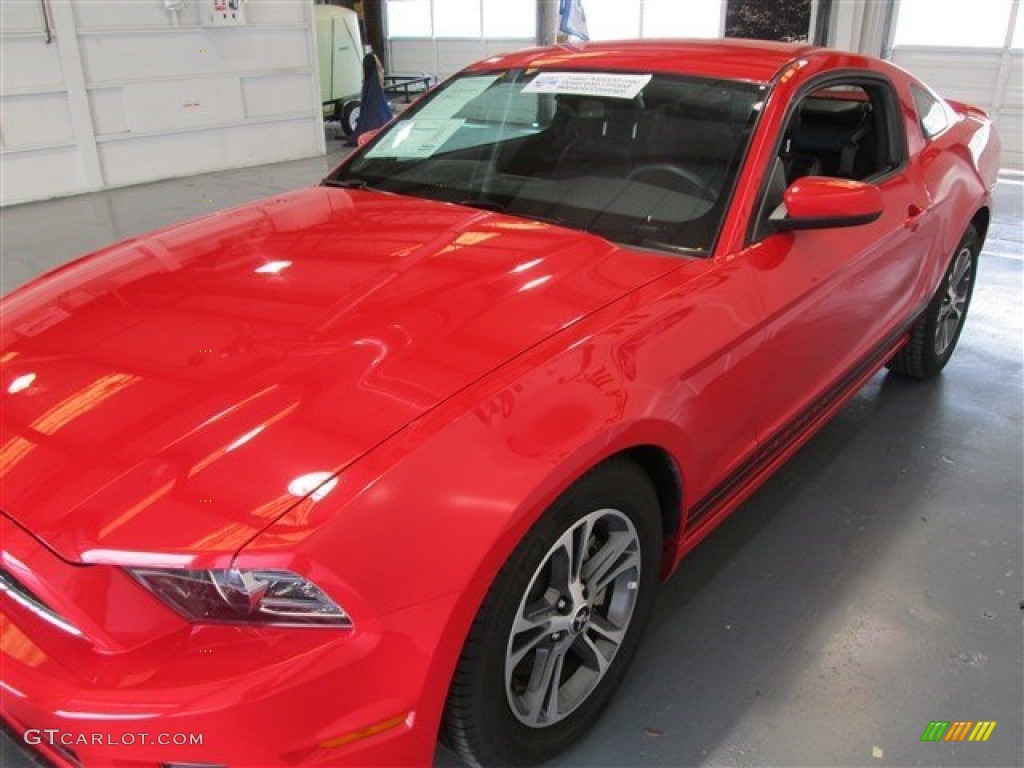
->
[0, 372, 140, 478]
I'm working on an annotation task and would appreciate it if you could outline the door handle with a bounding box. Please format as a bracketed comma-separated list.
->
[905, 204, 926, 231]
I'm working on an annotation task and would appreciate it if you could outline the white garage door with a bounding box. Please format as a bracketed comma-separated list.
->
[890, 0, 1023, 170]
[385, 0, 537, 81]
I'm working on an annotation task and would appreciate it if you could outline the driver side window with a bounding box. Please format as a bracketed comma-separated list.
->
[752, 79, 905, 242]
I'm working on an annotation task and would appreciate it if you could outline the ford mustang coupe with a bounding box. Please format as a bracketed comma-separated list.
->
[1, 40, 1000, 767]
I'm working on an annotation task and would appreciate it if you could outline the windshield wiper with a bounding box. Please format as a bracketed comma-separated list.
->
[458, 199, 569, 229]
[456, 198, 508, 213]
[631, 235, 703, 256]
[323, 178, 371, 189]
[525, 211, 568, 228]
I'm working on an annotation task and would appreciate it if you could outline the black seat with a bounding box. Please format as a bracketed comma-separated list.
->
[789, 99, 873, 179]
[555, 99, 641, 176]
[781, 108, 823, 183]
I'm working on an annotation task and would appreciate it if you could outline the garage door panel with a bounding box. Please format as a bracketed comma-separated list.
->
[73, 0, 190, 30]
[89, 87, 128, 136]
[389, 40, 436, 75]
[996, 108, 1023, 170]
[80, 29, 311, 84]
[1004, 52, 1023, 110]
[0, 37, 64, 92]
[242, 73, 315, 120]
[0, 146, 87, 206]
[72, 0, 305, 30]
[97, 120, 320, 188]
[435, 40, 487, 77]
[0, 92, 74, 148]
[891, 49, 1000, 106]
[484, 38, 534, 57]
[245, 1, 307, 25]
[121, 77, 245, 134]
[1, 0, 46, 33]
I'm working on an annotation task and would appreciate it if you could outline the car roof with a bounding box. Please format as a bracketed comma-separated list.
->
[465, 39, 824, 84]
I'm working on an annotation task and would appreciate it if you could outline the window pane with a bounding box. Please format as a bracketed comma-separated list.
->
[339, 70, 763, 255]
[386, 0, 432, 38]
[585, 0, 642, 41]
[1013, 5, 1023, 48]
[434, 0, 482, 37]
[725, 0, 810, 42]
[483, 0, 536, 38]
[644, 0, 722, 38]
[894, 0, 1013, 47]
[912, 87, 949, 138]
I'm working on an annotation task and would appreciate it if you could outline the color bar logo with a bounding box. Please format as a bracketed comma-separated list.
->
[921, 721, 997, 742]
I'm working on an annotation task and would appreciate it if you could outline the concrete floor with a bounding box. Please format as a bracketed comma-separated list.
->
[1, 149, 1021, 768]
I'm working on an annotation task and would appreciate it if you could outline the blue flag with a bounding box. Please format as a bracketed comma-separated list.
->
[559, 0, 589, 41]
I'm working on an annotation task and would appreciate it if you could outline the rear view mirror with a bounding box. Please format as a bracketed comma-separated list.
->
[771, 176, 883, 231]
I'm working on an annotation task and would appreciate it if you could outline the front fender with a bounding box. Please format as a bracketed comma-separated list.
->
[232, 325, 696, 764]
[236, 250, 763, 758]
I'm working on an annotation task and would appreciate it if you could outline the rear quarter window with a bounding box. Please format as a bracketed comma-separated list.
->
[912, 85, 949, 139]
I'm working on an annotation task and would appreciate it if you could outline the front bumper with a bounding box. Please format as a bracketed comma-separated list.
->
[0, 524, 456, 767]
[1, 601, 453, 767]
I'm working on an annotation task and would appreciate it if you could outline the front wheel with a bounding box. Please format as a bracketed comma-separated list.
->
[888, 223, 980, 379]
[443, 458, 662, 766]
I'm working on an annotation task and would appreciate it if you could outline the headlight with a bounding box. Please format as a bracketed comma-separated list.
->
[126, 568, 352, 627]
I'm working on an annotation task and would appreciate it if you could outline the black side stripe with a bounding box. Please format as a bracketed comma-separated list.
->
[684, 314, 920, 532]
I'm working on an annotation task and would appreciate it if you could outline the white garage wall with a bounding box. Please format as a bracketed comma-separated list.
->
[585, 0, 725, 41]
[385, 0, 537, 81]
[383, 0, 728, 80]
[889, 0, 1023, 170]
[891, 47, 1023, 170]
[0, 0, 324, 207]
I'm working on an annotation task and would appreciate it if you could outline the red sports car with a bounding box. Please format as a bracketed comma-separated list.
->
[1, 40, 1000, 767]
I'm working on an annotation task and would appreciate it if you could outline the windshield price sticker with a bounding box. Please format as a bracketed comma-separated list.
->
[418, 74, 501, 119]
[366, 118, 465, 159]
[523, 72, 652, 99]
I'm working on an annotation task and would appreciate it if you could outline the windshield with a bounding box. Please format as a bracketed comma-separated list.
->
[328, 69, 764, 255]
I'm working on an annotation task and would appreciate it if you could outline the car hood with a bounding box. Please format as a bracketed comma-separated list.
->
[0, 187, 676, 565]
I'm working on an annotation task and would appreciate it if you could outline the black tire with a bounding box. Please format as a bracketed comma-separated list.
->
[888, 223, 981, 379]
[340, 100, 361, 137]
[443, 457, 662, 767]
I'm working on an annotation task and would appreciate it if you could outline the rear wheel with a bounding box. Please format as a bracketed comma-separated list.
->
[443, 458, 662, 766]
[888, 223, 980, 379]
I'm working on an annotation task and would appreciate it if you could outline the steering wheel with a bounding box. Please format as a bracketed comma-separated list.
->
[626, 163, 717, 201]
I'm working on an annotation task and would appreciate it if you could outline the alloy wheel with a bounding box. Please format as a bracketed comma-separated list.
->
[504, 508, 642, 728]
[935, 245, 973, 356]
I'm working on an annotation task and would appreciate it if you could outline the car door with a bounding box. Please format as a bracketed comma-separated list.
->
[740, 75, 935, 446]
